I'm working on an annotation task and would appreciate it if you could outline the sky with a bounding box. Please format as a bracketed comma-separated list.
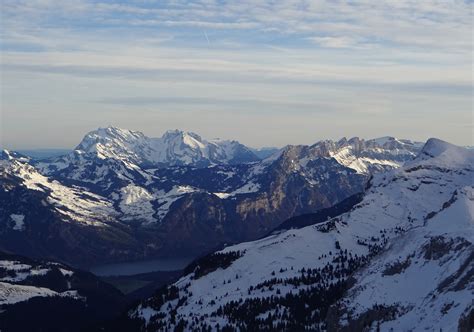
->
[0, 0, 472, 149]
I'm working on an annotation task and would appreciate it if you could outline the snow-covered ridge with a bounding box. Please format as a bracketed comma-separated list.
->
[0, 260, 74, 283]
[321, 136, 423, 174]
[0, 282, 81, 305]
[414, 137, 474, 167]
[129, 139, 473, 331]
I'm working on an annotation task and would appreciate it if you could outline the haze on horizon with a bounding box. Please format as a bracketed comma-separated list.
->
[0, 0, 472, 150]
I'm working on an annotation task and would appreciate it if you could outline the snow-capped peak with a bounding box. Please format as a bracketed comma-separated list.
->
[371, 136, 399, 145]
[410, 138, 474, 169]
[71, 127, 260, 168]
[160, 129, 207, 151]
[162, 129, 202, 141]
[79, 127, 145, 145]
[421, 138, 465, 158]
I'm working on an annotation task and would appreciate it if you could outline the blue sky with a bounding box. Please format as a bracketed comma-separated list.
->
[1, 0, 472, 149]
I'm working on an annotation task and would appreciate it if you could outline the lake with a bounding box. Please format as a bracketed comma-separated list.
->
[89, 256, 195, 276]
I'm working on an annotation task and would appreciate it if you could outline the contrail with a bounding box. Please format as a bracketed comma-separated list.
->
[203, 30, 210, 45]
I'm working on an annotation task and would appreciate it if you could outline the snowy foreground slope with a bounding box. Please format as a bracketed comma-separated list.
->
[0, 251, 126, 332]
[125, 139, 473, 331]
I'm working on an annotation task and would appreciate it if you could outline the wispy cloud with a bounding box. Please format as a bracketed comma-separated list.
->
[0, 0, 472, 148]
[2, 0, 471, 51]
[308, 36, 358, 49]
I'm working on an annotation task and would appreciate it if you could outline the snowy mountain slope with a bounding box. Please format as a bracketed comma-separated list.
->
[335, 187, 473, 331]
[124, 139, 473, 331]
[331, 138, 474, 331]
[0, 251, 126, 332]
[1, 153, 117, 226]
[0, 282, 79, 305]
[3, 150, 197, 227]
[0, 153, 154, 266]
[37, 148, 153, 187]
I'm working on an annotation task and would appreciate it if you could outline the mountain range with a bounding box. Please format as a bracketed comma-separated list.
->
[0, 127, 423, 267]
[0, 130, 472, 331]
[72, 127, 262, 168]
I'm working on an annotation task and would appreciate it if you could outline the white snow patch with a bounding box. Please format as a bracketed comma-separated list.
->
[214, 192, 231, 199]
[10, 214, 25, 231]
[134, 304, 159, 325]
[119, 184, 155, 223]
[59, 268, 74, 277]
[154, 185, 198, 220]
[212, 182, 261, 199]
[230, 182, 260, 196]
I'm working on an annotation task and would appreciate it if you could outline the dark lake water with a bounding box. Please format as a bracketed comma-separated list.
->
[89, 256, 195, 276]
